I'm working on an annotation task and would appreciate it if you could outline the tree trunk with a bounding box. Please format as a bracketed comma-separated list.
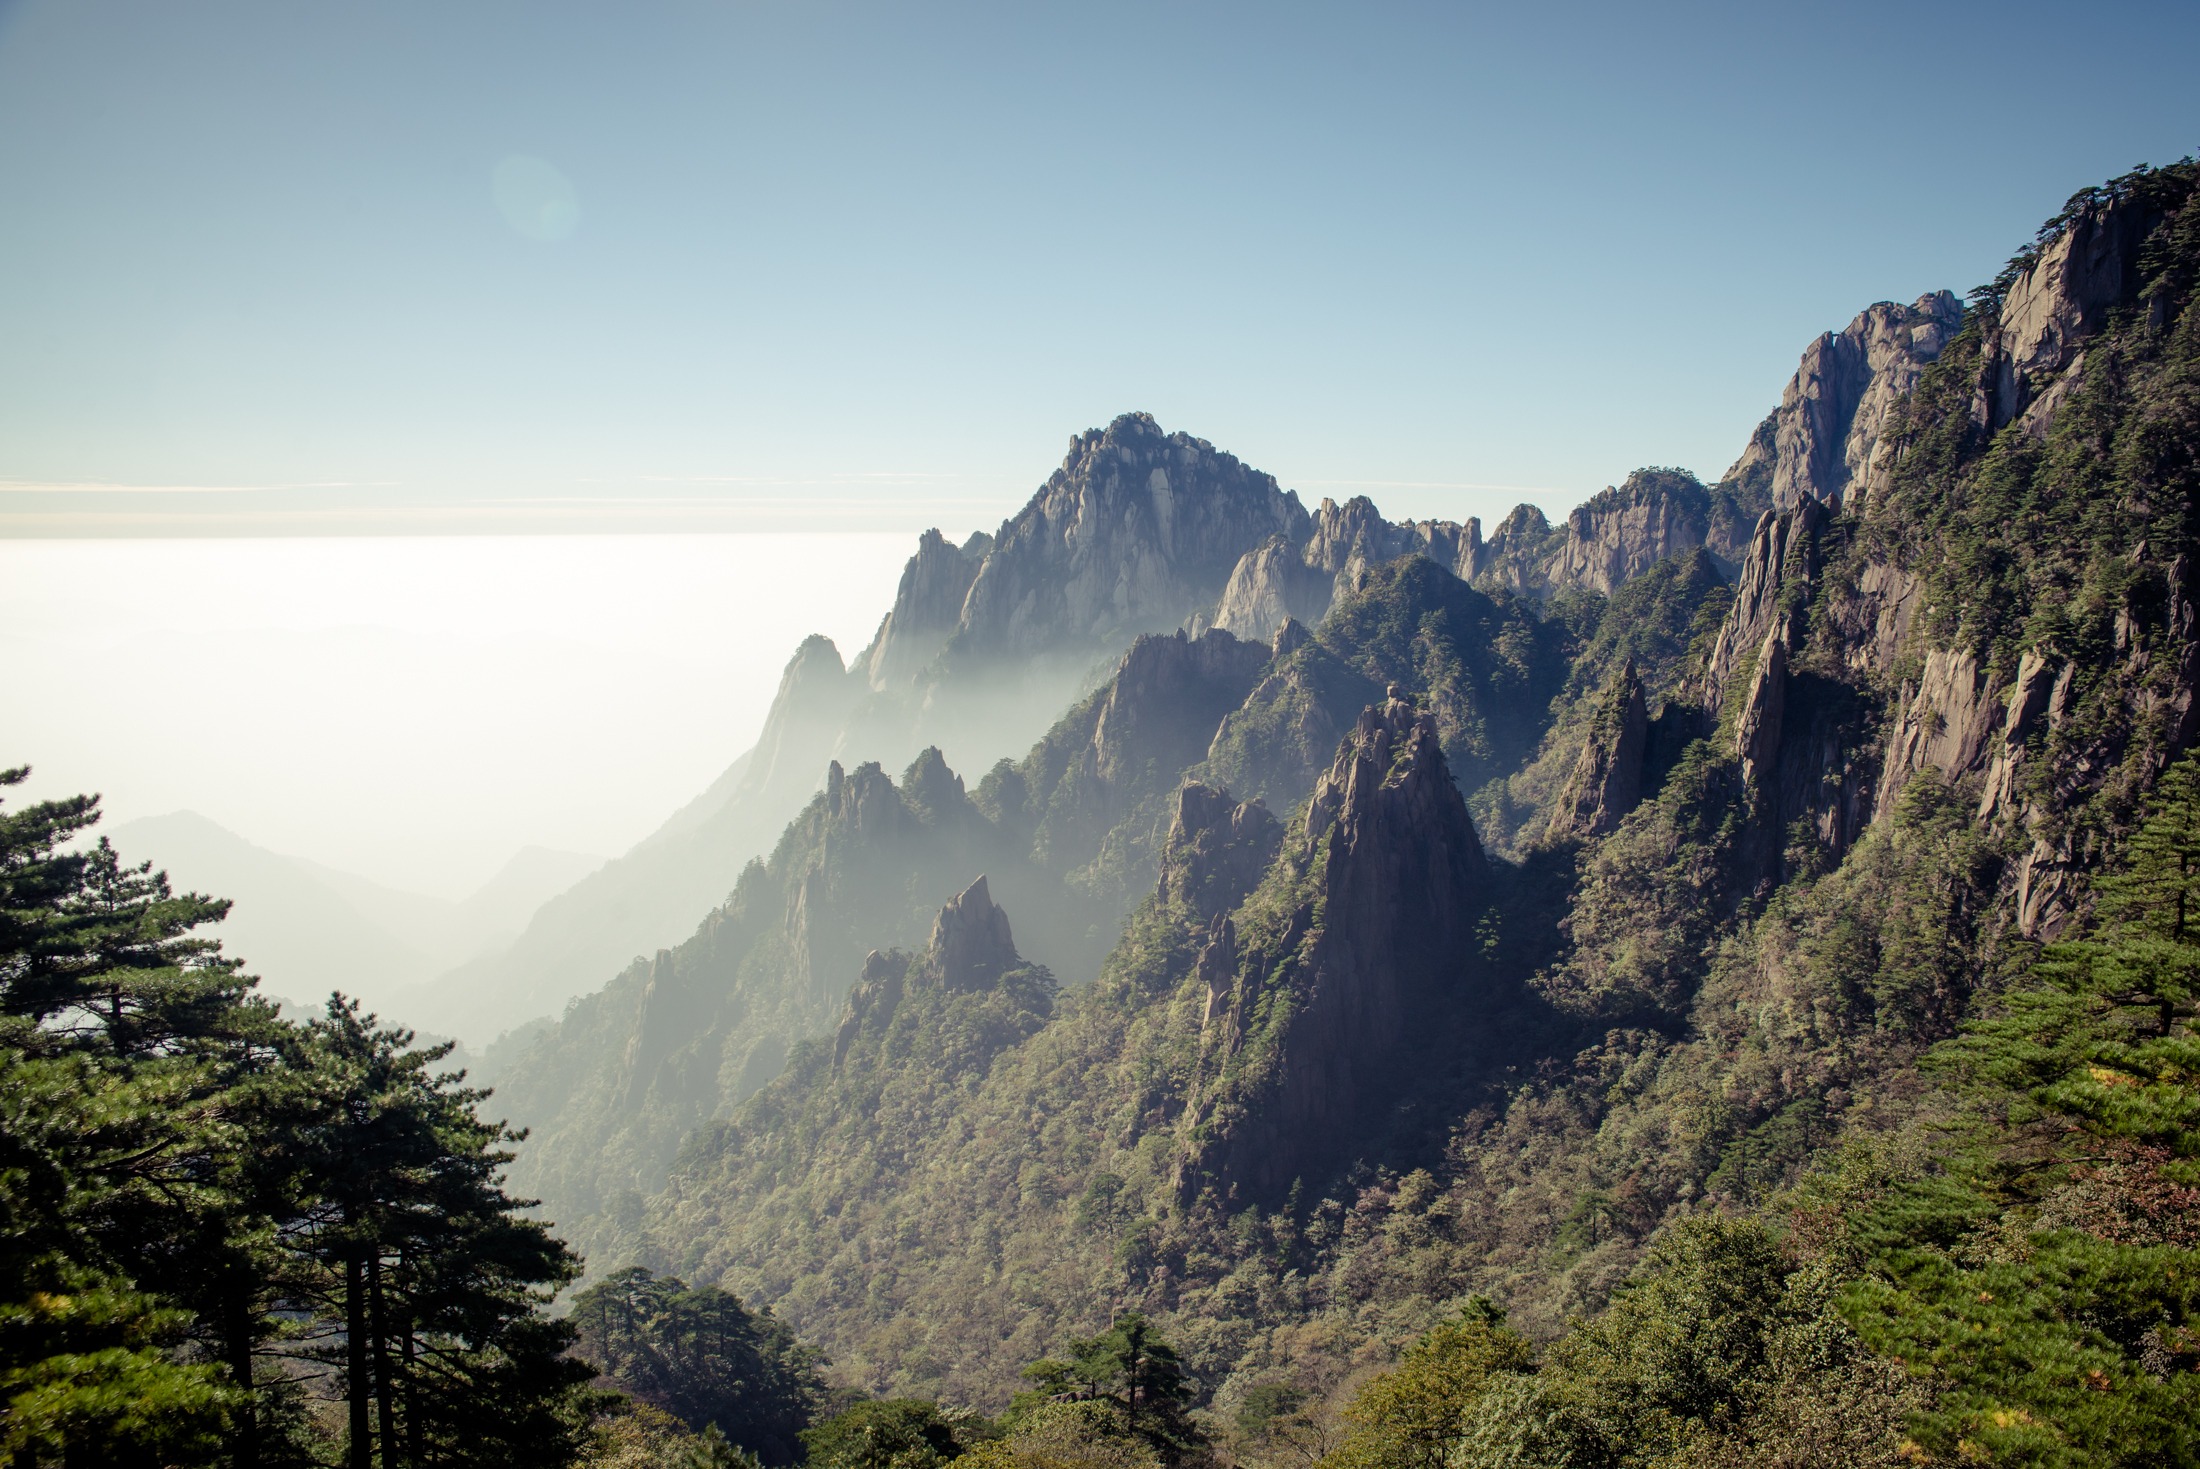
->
[371, 1253, 401, 1469]
[226, 1284, 261, 1469]
[347, 1249, 372, 1469]
[401, 1322, 426, 1468]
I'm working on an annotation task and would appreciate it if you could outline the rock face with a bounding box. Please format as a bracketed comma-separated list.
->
[1553, 659, 1649, 839]
[1086, 631, 1274, 789]
[945, 413, 1310, 662]
[1875, 649, 2000, 819]
[1725, 292, 1964, 510]
[926, 875, 1020, 990]
[744, 635, 862, 808]
[1155, 784, 1282, 922]
[1181, 694, 1491, 1204]
[861, 529, 994, 688]
[1987, 194, 2163, 432]
[1700, 500, 1826, 716]
[1209, 535, 1337, 643]
[1010, 628, 1275, 898]
[1210, 470, 1767, 639]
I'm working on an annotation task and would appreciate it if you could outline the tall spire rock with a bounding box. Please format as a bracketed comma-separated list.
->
[1552, 658, 1650, 839]
[1699, 500, 1826, 717]
[830, 875, 1039, 1067]
[926, 875, 1020, 990]
[1725, 292, 1963, 510]
[1179, 692, 1491, 1204]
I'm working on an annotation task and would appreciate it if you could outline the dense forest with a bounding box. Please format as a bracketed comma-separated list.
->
[5, 161, 2198, 1466]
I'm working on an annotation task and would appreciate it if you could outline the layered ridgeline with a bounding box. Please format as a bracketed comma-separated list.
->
[417, 416, 1803, 1042]
[499, 166, 2200, 1433]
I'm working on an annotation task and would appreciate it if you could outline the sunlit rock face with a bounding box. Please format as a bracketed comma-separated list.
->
[1725, 291, 1964, 511]
[945, 412, 1311, 663]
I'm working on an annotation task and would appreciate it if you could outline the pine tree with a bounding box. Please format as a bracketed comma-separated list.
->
[570, 1266, 822, 1463]
[1843, 750, 2200, 1466]
[0, 767, 254, 1464]
[1012, 1314, 1205, 1467]
[278, 997, 600, 1469]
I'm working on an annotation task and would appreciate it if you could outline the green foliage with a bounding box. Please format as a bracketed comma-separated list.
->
[1205, 557, 1572, 814]
[1322, 1226, 1921, 1469]
[1008, 1314, 1202, 1466]
[1832, 750, 2200, 1466]
[802, 1399, 969, 1469]
[0, 765, 609, 1467]
[573, 1267, 822, 1463]
[1321, 1301, 1533, 1469]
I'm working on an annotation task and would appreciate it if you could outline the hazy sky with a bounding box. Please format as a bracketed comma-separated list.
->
[1, 535, 919, 895]
[4, 2, 2197, 896]
[4, 0, 2196, 534]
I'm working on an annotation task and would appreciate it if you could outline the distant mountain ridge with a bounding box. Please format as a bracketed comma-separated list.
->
[416, 417, 1791, 1041]
[105, 812, 597, 1016]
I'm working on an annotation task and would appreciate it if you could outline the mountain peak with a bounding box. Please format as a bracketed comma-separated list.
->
[927, 875, 1020, 989]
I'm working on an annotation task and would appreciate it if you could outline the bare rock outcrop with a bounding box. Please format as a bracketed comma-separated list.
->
[1181, 693, 1490, 1203]
[948, 413, 1310, 661]
[1735, 621, 1792, 794]
[1156, 784, 1282, 922]
[1700, 501, 1827, 716]
[1210, 535, 1334, 643]
[1726, 292, 1963, 510]
[860, 528, 994, 688]
[926, 874, 1020, 990]
[1875, 649, 2001, 819]
[1988, 195, 2162, 432]
[1552, 659, 1650, 839]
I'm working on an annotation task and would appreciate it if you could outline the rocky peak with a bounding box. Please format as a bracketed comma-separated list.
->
[1552, 658, 1650, 839]
[820, 759, 909, 841]
[1181, 692, 1491, 1203]
[1156, 783, 1282, 921]
[947, 413, 1311, 662]
[743, 635, 859, 808]
[1726, 292, 1963, 510]
[1541, 470, 1728, 593]
[1988, 187, 2181, 433]
[1305, 495, 1424, 574]
[860, 528, 994, 689]
[1700, 500, 1826, 716]
[898, 747, 969, 822]
[1089, 629, 1275, 787]
[1301, 692, 1486, 881]
[926, 875, 1021, 990]
[1209, 535, 1334, 643]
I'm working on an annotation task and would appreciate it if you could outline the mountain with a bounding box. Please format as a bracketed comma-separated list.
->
[105, 812, 597, 1014]
[488, 162, 2200, 1414]
[417, 416, 1786, 1045]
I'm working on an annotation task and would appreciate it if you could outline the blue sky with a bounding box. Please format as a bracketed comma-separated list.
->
[3, 0, 2196, 535]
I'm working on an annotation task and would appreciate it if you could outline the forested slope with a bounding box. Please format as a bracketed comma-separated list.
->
[555, 164, 2200, 1440]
